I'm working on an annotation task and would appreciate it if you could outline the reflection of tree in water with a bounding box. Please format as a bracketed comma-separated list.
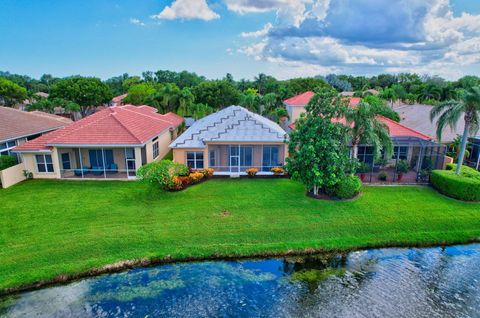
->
[0, 295, 19, 316]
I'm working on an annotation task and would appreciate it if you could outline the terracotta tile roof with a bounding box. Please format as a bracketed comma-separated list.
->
[14, 105, 184, 151]
[0, 107, 72, 142]
[285, 93, 432, 140]
[112, 93, 128, 104]
[284, 92, 361, 107]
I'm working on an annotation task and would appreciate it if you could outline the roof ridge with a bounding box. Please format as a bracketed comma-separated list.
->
[121, 106, 175, 127]
[109, 109, 143, 144]
[211, 113, 283, 141]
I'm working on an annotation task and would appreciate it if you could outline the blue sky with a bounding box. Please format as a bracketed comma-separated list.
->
[1, 0, 480, 80]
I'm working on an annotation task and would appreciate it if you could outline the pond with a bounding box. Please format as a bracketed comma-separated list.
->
[1, 244, 480, 317]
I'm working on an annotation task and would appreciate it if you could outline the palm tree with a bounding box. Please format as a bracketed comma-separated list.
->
[346, 102, 393, 161]
[177, 87, 195, 117]
[430, 86, 480, 175]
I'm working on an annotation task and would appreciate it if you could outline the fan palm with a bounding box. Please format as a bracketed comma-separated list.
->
[346, 102, 393, 161]
[430, 86, 480, 175]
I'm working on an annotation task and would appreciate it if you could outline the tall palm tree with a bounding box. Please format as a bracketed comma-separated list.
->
[430, 86, 480, 175]
[346, 102, 393, 161]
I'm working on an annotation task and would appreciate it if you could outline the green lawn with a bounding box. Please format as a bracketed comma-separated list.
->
[1, 179, 479, 292]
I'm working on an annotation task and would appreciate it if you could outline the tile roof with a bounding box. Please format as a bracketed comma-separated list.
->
[14, 105, 183, 151]
[0, 107, 72, 142]
[285, 93, 432, 140]
[112, 93, 128, 104]
[283, 91, 361, 107]
[170, 106, 286, 149]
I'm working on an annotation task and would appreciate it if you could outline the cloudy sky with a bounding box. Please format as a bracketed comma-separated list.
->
[1, 0, 479, 80]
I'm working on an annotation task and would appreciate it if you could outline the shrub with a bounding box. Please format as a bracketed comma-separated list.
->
[189, 171, 204, 184]
[246, 168, 258, 177]
[378, 171, 388, 181]
[137, 160, 189, 190]
[170, 176, 184, 191]
[271, 167, 284, 175]
[326, 175, 362, 199]
[431, 166, 480, 201]
[199, 168, 214, 178]
[395, 160, 409, 174]
[177, 176, 191, 188]
[356, 162, 371, 174]
[0, 155, 17, 171]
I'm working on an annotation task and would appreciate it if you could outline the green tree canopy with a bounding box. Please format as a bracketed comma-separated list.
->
[123, 82, 157, 105]
[49, 77, 112, 117]
[286, 88, 352, 195]
[192, 80, 240, 109]
[0, 78, 28, 107]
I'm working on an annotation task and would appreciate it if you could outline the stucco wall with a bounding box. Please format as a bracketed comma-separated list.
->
[289, 106, 306, 123]
[0, 163, 26, 188]
[145, 130, 172, 163]
[21, 149, 61, 179]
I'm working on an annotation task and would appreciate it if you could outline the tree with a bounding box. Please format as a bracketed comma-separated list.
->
[286, 88, 351, 195]
[177, 87, 195, 116]
[49, 77, 112, 117]
[192, 80, 240, 109]
[123, 82, 156, 105]
[325, 74, 352, 92]
[0, 78, 28, 107]
[191, 103, 214, 119]
[346, 102, 393, 161]
[28, 97, 80, 113]
[283, 78, 330, 96]
[363, 95, 400, 122]
[379, 87, 397, 107]
[239, 88, 260, 112]
[105, 73, 129, 95]
[431, 86, 480, 175]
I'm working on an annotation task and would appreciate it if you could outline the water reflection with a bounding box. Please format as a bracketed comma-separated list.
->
[1, 244, 479, 317]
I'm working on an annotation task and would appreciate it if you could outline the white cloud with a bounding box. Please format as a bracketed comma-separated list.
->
[129, 18, 146, 26]
[151, 0, 219, 21]
[236, 0, 480, 78]
[240, 23, 272, 38]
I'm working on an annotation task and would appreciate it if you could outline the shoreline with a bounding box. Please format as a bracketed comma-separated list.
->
[2, 238, 479, 298]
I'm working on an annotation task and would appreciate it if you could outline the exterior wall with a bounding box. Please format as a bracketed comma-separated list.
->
[172, 148, 207, 166]
[289, 106, 306, 123]
[0, 163, 26, 188]
[60, 148, 128, 171]
[145, 130, 172, 163]
[21, 149, 61, 179]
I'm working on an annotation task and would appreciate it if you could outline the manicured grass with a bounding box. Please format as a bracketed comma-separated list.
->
[1, 179, 479, 292]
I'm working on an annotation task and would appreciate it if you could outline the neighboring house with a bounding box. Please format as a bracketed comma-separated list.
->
[340, 91, 354, 97]
[285, 92, 447, 180]
[284, 91, 361, 124]
[0, 106, 72, 160]
[394, 104, 465, 144]
[111, 94, 128, 106]
[466, 136, 480, 170]
[170, 105, 288, 175]
[13, 105, 183, 179]
[364, 89, 379, 96]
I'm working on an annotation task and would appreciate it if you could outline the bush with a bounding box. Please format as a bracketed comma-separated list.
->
[271, 167, 284, 175]
[246, 168, 258, 177]
[199, 168, 214, 178]
[378, 171, 388, 181]
[189, 172, 204, 184]
[356, 162, 371, 174]
[0, 155, 17, 171]
[431, 166, 480, 201]
[137, 160, 189, 190]
[395, 160, 409, 174]
[326, 175, 362, 199]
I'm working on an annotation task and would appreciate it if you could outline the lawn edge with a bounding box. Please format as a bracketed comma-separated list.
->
[2, 237, 479, 297]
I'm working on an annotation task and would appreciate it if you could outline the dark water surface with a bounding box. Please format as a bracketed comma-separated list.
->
[1, 244, 480, 318]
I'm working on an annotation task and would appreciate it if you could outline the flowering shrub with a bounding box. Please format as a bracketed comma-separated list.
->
[271, 167, 284, 175]
[199, 168, 214, 178]
[170, 176, 184, 191]
[137, 160, 189, 190]
[177, 176, 191, 188]
[189, 171, 204, 184]
[246, 168, 258, 177]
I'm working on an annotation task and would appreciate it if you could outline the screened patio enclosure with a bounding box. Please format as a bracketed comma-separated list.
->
[355, 137, 447, 183]
[57, 147, 140, 179]
[205, 144, 286, 173]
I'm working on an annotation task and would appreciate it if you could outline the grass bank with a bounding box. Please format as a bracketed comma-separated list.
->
[1, 179, 479, 293]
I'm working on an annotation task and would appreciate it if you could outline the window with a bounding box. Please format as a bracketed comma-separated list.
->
[152, 142, 159, 159]
[36, 154, 54, 173]
[262, 146, 280, 171]
[209, 150, 216, 167]
[186, 151, 204, 169]
[0, 140, 17, 156]
[240, 146, 253, 167]
[357, 146, 374, 164]
[393, 146, 408, 160]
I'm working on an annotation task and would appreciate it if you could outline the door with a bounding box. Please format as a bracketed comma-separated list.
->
[229, 145, 240, 173]
[61, 153, 71, 170]
[125, 148, 136, 178]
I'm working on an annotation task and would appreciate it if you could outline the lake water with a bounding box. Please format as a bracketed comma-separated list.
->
[1, 244, 480, 318]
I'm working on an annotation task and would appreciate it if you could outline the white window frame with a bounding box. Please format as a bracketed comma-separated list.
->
[0, 140, 17, 156]
[152, 142, 159, 159]
[186, 151, 204, 169]
[35, 154, 54, 173]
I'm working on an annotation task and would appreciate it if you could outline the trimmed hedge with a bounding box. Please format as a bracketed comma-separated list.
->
[0, 155, 17, 171]
[431, 165, 480, 201]
[326, 175, 362, 199]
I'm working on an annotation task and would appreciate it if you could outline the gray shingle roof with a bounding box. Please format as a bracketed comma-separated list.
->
[170, 106, 287, 148]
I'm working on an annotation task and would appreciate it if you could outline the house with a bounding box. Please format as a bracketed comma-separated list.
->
[170, 105, 287, 175]
[13, 105, 183, 179]
[285, 92, 447, 181]
[0, 106, 72, 160]
[284, 91, 361, 124]
[111, 94, 128, 106]
[340, 91, 355, 97]
[393, 103, 464, 144]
